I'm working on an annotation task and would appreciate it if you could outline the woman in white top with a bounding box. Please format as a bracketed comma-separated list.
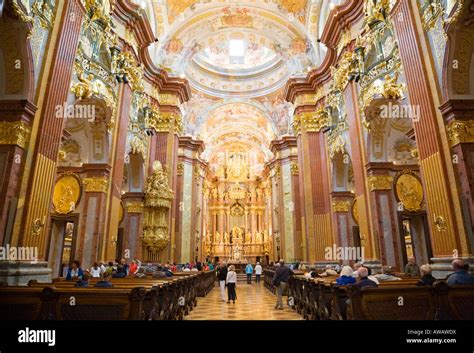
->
[255, 262, 263, 283]
[90, 262, 101, 278]
[226, 265, 237, 304]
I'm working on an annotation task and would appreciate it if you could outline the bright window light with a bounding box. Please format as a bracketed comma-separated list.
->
[229, 40, 245, 57]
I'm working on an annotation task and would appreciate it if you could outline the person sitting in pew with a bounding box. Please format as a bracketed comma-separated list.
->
[129, 260, 138, 276]
[112, 265, 127, 278]
[447, 259, 474, 285]
[66, 260, 84, 280]
[183, 264, 191, 272]
[105, 261, 115, 275]
[135, 267, 146, 278]
[373, 266, 401, 281]
[366, 267, 379, 285]
[75, 274, 90, 288]
[336, 266, 356, 286]
[163, 264, 173, 277]
[404, 257, 420, 277]
[416, 264, 436, 286]
[152, 265, 167, 279]
[319, 265, 338, 277]
[90, 262, 101, 278]
[352, 267, 378, 289]
[94, 272, 114, 288]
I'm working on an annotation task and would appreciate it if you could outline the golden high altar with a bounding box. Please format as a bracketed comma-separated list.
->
[202, 150, 274, 263]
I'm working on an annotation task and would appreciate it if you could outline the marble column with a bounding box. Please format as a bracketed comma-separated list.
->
[13, 0, 86, 260]
[103, 83, 132, 262]
[293, 109, 334, 263]
[392, 0, 472, 273]
[122, 192, 144, 261]
[147, 108, 182, 262]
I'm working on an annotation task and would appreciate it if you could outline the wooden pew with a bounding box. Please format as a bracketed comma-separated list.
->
[0, 285, 147, 320]
[346, 284, 437, 320]
[0, 286, 55, 320]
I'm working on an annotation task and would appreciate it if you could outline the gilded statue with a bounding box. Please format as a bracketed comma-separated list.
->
[224, 232, 229, 244]
[256, 232, 262, 244]
[382, 73, 404, 100]
[245, 231, 251, 244]
[365, 0, 390, 28]
[215, 231, 221, 244]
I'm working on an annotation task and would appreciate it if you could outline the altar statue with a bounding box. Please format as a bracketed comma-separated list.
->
[215, 231, 221, 244]
[233, 245, 241, 260]
[224, 232, 229, 244]
[256, 232, 262, 244]
[245, 231, 252, 244]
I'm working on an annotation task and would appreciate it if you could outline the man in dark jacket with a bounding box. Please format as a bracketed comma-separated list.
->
[272, 259, 294, 310]
[447, 259, 474, 285]
[217, 262, 228, 302]
[353, 267, 378, 290]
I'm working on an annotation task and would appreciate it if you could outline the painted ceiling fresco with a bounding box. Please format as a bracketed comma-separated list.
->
[135, 0, 340, 176]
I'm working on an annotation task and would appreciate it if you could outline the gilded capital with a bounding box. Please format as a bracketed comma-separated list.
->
[368, 175, 393, 191]
[293, 109, 330, 135]
[83, 177, 109, 193]
[146, 111, 183, 134]
[447, 120, 474, 147]
[332, 200, 351, 212]
[0, 121, 31, 149]
[125, 201, 144, 214]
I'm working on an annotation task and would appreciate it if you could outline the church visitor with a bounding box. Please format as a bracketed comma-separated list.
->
[226, 265, 237, 304]
[353, 267, 378, 290]
[74, 274, 90, 288]
[129, 260, 138, 276]
[217, 262, 228, 302]
[152, 265, 168, 279]
[112, 265, 127, 278]
[373, 266, 401, 281]
[447, 259, 474, 285]
[183, 264, 191, 272]
[404, 257, 420, 277]
[66, 260, 84, 280]
[94, 272, 114, 288]
[245, 263, 253, 284]
[135, 267, 146, 278]
[90, 262, 101, 278]
[120, 258, 129, 276]
[163, 264, 174, 277]
[336, 266, 356, 286]
[416, 264, 436, 286]
[272, 259, 294, 310]
[255, 262, 263, 283]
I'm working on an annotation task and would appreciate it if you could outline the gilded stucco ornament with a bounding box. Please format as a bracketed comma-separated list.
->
[142, 161, 174, 253]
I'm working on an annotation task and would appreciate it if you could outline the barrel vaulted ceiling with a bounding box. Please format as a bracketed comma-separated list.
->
[134, 0, 342, 175]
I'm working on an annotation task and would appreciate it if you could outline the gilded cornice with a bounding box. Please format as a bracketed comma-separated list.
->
[125, 201, 144, 214]
[0, 121, 31, 149]
[368, 175, 393, 191]
[446, 119, 474, 147]
[83, 177, 109, 193]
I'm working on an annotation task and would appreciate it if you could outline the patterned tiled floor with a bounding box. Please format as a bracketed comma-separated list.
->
[185, 282, 303, 320]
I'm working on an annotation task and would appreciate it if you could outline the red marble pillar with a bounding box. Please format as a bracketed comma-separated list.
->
[147, 109, 180, 262]
[0, 100, 35, 245]
[102, 83, 132, 262]
[77, 164, 111, 265]
[344, 83, 378, 261]
[122, 192, 144, 261]
[392, 0, 469, 258]
[295, 110, 333, 263]
[14, 0, 85, 259]
[440, 100, 474, 237]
